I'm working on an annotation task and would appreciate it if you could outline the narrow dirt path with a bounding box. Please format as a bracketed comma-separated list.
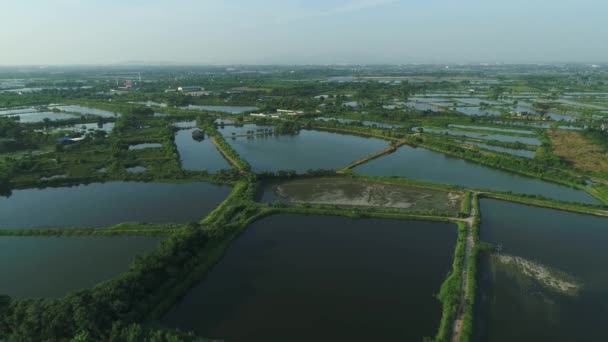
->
[336, 142, 404, 173]
[209, 136, 244, 173]
[451, 193, 477, 342]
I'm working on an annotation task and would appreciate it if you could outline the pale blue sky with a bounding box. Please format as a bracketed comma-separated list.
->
[1, 0, 606, 65]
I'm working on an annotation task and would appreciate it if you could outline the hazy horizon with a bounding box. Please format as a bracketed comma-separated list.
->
[1, 0, 607, 66]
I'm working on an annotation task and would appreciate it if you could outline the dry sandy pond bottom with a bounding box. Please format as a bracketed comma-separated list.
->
[258, 177, 463, 214]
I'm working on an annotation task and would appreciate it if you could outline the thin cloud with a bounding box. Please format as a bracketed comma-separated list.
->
[322, 0, 400, 16]
[275, 0, 400, 22]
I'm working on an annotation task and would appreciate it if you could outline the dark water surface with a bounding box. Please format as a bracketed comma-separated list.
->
[0, 235, 161, 298]
[175, 128, 231, 172]
[227, 130, 388, 173]
[474, 199, 608, 342]
[354, 146, 600, 204]
[0, 182, 231, 229]
[163, 214, 457, 341]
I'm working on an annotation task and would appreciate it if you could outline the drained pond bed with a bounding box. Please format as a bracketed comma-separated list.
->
[258, 177, 463, 214]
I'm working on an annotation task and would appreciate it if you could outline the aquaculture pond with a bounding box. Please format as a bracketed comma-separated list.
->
[316, 117, 400, 128]
[513, 107, 577, 122]
[227, 129, 388, 173]
[64, 122, 115, 133]
[218, 124, 274, 137]
[0, 236, 161, 298]
[404, 102, 441, 111]
[162, 214, 457, 341]
[181, 105, 258, 114]
[353, 146, 600, 205]
[54, 105, 117, 118]
[126, 166, 147, 173]
[417, 128, 541, 146]
[7, 112, 80, 123]
[129, 101, 167, 108]
[474, 199, 608, 342]
[466, 142, 536, 159]
[258, 177, 463, 214]
[128, 143, 162, 150]
[448, 124, 534, 135]
[175, 128, 231, 172]
[0, 182, 232, 229]
[173, 121, 197, 128]
[492, 120, 552, 129]
[0, 106, 43, 116]
[456, 107, 502, 116]
[454, 98, 502, 106]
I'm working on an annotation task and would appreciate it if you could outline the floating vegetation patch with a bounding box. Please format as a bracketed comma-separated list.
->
[494, 254, 582, 296]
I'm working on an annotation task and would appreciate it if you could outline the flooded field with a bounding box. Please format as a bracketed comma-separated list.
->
[163, 214, 456, 341]
[258, 177, 463, 214]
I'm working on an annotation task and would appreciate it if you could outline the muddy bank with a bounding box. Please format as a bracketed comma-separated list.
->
[259, 177, 463, 214]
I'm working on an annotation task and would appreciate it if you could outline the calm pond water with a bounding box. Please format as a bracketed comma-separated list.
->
[8, 112, 80, 123]
[0, 107, 41, 116]
[218, 124, 274, 137]
[513, 107, 577, 122]
[455, 98, 502, 106]
[173, 121, 197, 128]
[417, 128, 541, 146]
[316, 117, 400, 128]
[405, 102, 441, 111]
[466, 142, 536, 158]
[175, 128, 231, 172]
[474, 199, 608, 342]
[129, 143, 162, 150]
[492, 120, 552, 129]
[163, 214, 456, 341]
[353, 146, 600, 204]
[126, 166, 147, 173]
[456, 107, 502, 116]
[448, 124, 534, 135]
[227, 130, 388, 173]
[129, 101, 168, 108]
[0, 182, 231, 229]
[55, 105, 117, 118]
[182, 105, 258, 114]
[0, 236, 161, 298]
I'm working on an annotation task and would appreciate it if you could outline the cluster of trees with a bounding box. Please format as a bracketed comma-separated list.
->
[273, 120, 300, 135]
